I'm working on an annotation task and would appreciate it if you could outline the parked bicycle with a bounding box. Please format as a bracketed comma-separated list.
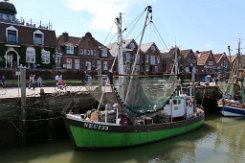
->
[55, 83, 71, 92]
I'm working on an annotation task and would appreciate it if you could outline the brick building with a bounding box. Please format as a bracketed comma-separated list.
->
[0, 0, 57, 69]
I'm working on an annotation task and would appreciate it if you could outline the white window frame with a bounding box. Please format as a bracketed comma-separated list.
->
[26, 47, 36, 63]
[74, 59, 80, 70]
[41, 49, 50, 64]
[86, 61, 92, 70]
[33, 30, 44, 45]
[103, 61, 108, 71]
[150, 55, 156, 64]
[66, 45, 74, 54]
[6, 26, 18, 44]
[145, 55, 149, 63]
[66, 58, 72, 69]
[96, 60, 101, 70]
[101, 48, 108, 57]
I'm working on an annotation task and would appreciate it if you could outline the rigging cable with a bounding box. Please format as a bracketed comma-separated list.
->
[151, 21, 168, 49]
[103, 22, 115, 45]
[124, 9, 145, 39]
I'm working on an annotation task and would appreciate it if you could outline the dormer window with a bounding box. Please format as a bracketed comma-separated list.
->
[65, 45, 74, 54]
[6, 26, 18, 44]
[151, 46, 156, 51]
[33, 30, 44, 45]
[130, 42, 135, 49]
[101, 48, 108, 57]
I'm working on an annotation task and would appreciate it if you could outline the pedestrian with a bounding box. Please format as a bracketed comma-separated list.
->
[28, 74, 32, 89]
[55, 74, 60, 82]
[31, 74, 36, 90]
[1, 75, 6, 88]
[37, 75, 42, 87]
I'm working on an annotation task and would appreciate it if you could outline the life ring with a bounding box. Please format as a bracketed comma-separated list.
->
[188, 99, 193, 107]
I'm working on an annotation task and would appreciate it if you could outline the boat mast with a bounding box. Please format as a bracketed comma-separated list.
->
[124, 6, 152, 104]
[115, 13, 127, 102]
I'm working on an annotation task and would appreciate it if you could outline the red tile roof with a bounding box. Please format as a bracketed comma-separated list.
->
[180, 49, 192, 58]
[213, 53, 224, 64]
[196, 50, 212, 66]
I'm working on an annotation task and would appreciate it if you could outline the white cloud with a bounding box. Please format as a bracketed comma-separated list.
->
[66, 0, 153, 32]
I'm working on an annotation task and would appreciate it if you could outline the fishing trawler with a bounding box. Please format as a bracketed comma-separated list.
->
[217, 39, 245, 116]
[64, 6, 205, 149]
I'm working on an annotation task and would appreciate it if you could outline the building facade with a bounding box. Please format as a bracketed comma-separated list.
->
[0, 0, 57, 69]
[57, 32, 113, 74]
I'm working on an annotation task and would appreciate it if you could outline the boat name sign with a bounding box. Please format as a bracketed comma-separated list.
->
[84, 122, 109, 131]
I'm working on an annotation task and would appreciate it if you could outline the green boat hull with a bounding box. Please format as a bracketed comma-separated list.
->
[65, 114, 205, 149]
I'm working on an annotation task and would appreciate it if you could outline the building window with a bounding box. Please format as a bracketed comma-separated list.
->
[101, 48, 108, 57]
[66, 58, 72, 69]
[145, 65, 149, 72]
[145, 55, 149, 63]
[41, 49, 50, 64]
[86, 61, 92, 70]
[136, 55, 140, 64]
[157, 56, 160, 64]
[150, 55, 156, 64]
[130, 42, 135, 49]
[103, 61, 108, 71]
[33, 30, 44, 45]
[155, 66, 159, 72]
[7, 30, 17, 43]
[66, 45, 74, 54]
[208, 61, 214, 66]
[96, 60, 101, 70]
[151, 46, 156, 51]
[125, 53, 131, 63]
[75, 59, 80, 70]
[6, 26, 18, 44]
[26, 47, 36, 63]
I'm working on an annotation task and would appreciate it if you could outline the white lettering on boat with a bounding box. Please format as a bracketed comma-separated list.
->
[84, 123, 109, 131]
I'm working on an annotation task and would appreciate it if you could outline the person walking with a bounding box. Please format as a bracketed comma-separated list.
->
[37, 75, 42, 88]
[31, 74, 36, 90]
[1, 75, 6, 88]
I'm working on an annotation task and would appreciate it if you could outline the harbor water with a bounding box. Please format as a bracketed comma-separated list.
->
[1, 113, 245, 163]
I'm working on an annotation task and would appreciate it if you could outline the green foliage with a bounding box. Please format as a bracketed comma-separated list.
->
[0, 43, 7, 67]
[16, 45, 26, 66]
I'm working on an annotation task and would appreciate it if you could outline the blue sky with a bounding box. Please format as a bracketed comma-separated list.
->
[10, 0, 245, 54]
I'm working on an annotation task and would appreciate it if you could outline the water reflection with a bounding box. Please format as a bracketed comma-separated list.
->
[2, 114, 245, 163]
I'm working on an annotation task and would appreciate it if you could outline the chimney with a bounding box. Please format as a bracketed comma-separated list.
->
[63, 32, 69, 42]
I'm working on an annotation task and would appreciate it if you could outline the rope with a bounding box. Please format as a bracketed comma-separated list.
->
[151, 21, 168, 49]
[103, 22, 115, 45]
[9, 121, 24, 135]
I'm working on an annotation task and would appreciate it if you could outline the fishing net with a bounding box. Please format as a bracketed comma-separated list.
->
[86, 74, 178, 114]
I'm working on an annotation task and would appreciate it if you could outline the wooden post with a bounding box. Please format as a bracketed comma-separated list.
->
[19, 66, 26, 144]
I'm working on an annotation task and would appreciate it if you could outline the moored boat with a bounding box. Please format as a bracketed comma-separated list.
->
[64, 6, 205, 149]
[217, 39, 245, 116]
